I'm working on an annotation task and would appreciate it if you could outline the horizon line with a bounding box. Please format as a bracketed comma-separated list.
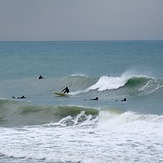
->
[0, 39, 163, 42]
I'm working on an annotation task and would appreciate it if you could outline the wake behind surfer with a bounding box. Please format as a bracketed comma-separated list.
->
[62, 87, 69, 93]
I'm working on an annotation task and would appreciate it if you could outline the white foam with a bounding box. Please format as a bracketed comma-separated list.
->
[97, 111, 163, 134]
[1, 113, 163, 163]
[88, 75, 128, 91]
[70, 73, 86, 77]
[139, 79, 162, 95]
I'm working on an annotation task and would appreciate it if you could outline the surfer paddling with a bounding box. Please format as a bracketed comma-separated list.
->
[12, 95, 26, 99]
[90, 97, 98, 100]
[121, 98, 127, 101]
[62, 87, 69, 93]
[84, 97, 98, 101]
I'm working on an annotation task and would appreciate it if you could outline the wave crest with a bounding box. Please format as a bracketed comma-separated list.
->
[87, 74, 162, 93]
[88, 76, 127, 91]
[0, 99, 98, 126]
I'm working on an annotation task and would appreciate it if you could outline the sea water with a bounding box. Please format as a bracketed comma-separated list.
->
[0, 41, 163, 163]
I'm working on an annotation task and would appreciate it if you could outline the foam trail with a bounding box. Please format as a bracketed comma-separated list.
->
[69, 89, 89, 95]
[70, 73, 86, 77]
[139, 79, 163, 95]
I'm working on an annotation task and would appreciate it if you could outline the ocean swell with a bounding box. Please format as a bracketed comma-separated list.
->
[1, 98, 163, 129]
[87, 75, 163, 94]
[0, 99, 98, 127]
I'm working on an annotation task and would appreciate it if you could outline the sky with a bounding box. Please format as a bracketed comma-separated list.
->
[0, 0, 163, 41]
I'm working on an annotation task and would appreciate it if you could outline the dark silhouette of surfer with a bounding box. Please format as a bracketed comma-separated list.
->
[62, 87, 69, 93]
[12, 95, 26, 99]
[121, 98, 127, 101]
[115, 98, 127, 102]
[84, 97, 98, 101]
[38, 75, 44, 79]
[90, 97, 98, 100]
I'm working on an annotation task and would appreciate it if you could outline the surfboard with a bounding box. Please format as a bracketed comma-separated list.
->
[54, 92, 67, 96]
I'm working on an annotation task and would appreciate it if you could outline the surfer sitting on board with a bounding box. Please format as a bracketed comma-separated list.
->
[62, 87, 69, 93]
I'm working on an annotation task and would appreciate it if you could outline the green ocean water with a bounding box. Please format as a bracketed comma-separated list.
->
[0, 41, 163, 163]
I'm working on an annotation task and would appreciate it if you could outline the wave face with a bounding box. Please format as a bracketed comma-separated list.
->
[0, 99, 98, 126]
[82, 74, 163, 99]
[51, 73, 163, 96]
[1, 98, 163, 129]
[88, 74, 161, 90]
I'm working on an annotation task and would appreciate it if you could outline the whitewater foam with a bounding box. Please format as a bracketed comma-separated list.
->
[139, 79, 163, 95]
[88, 75, 128, 91]
[1, 110, 163, 163]
[98, 111, 163, 133]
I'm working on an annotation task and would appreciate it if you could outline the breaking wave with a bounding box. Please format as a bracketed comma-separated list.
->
[0, 99, 98, 127]
[87, 75, 163, 94]
[1, 98, 163, 129]
[88, 76, 128, 91]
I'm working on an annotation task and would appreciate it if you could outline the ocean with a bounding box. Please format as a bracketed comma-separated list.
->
[0, 41, 163, 163]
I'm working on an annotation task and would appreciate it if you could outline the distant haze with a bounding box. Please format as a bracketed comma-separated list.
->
[0, 0, 163, 41]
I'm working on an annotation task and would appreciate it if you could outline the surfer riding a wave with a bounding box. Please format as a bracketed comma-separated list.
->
[54, 87, 69, 96]
[62, 87, 69, 94]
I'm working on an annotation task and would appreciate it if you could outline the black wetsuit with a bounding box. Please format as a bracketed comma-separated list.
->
[62, 87, 69, 93]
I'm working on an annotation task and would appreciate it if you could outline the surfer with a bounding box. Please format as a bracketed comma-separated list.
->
[12, 95, 26, 99]
[121, 98, 127, 101]
[38, 75, 44, 79]
[62, 87, 69, 93]
[90, 97, 98, 101]
[18, 95, 26, 99]
[84, 97, 98, 101]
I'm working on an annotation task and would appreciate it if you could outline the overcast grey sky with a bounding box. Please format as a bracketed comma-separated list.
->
[0, 0, 163, 41]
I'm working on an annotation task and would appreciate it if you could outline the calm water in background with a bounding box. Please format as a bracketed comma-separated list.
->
[0, 41, 163, 163]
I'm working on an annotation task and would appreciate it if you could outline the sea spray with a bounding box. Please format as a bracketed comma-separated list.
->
[88, 75, 128, 91]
